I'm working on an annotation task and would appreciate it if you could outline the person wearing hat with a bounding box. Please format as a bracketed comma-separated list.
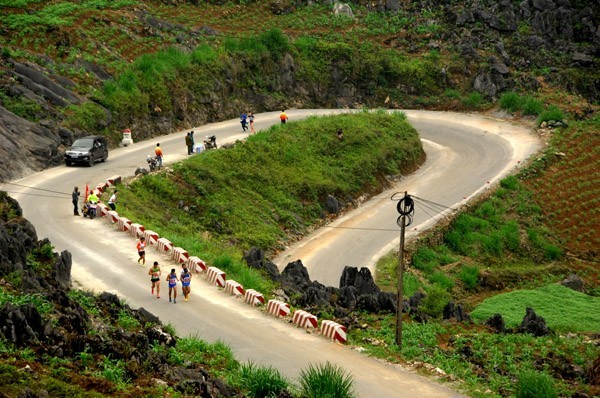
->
[180, 267, 192, 302]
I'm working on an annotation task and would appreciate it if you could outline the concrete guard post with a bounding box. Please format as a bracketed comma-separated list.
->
[225, 279, 244, 297]
[156, 237, 173, 254]
[292, 310, 318, 329]
[106, 175, 121, 187]
[267, 300, 290, 318]
[129, 223, 145, 239]
[117, 217, 131, 232]
[244, 289, 265, 306]
[207, 266, 226, 288]
[98, 203, 109, 218]
[172, 247, 189, 264]
[142, 230, 159, 247]
[187, 256, 207, 273]
[95, 182, 108, 194]
[107, 210, 119, 224]
[320, 320, 347, 344]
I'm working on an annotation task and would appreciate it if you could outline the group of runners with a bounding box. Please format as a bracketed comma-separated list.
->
[137, 237, 192, 303]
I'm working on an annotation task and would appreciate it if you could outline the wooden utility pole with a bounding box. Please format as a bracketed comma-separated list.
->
[396, 212, 406, 347]
[394, 191, 414, 348]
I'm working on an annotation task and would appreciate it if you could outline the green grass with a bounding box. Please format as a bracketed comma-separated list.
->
[298, 362, 355, 398]
[471, 284, 600, 333]
[115, 112, 423, 293]
[235, 361, 290, 398]
[516, 370, 558, 398]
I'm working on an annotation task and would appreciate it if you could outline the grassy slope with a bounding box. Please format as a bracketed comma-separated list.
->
[471, 284, 600, 332]
[115, 112, 423, 291]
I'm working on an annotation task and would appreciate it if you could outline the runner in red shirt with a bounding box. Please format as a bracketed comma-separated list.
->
[137, 237, 146, 266]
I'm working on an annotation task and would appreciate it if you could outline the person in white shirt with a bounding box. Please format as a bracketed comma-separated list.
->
[108, 190, 117, 211]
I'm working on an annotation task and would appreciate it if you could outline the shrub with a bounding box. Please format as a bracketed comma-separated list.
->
[500, 175, 519, 190]
[516, 370, 557, 398]
[421, 284, 451, 318]
[522, 95, 543, 115]
[443, 89, 461, 99]
[428, 272, 454, 290]
[499, 91, 521, 113]
[63, 102, 107, 132]
[237, 362, 289, 398]
[459, 266, 479, 290]
[298, 362, 355, 398]
[462, 92, 484, 109]
[537, 105, 565, 125]
[412, 247, 439, 273]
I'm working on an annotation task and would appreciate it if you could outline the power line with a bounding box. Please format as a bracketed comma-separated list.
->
[3, 182, 70, 197]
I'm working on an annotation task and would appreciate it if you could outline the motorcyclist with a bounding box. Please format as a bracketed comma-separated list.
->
[87, 191, 99, 205]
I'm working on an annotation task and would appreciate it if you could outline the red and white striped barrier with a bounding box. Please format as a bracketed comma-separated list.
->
[156, 237, 172, 254]
[106, 175, 121, 186]
[107, 210, 119, 224]
[117, 217, 131, 232]
[320, 320, 347, 344]
[207, 266, 226, 288]
[95, 182, 108, 194]
[172, 247, 189, 263]
[187, 256, 207, 273]
[130, 223, 145, 238]
[225, 279, 244, 297]
[267, 300, 290, 318]
[292, 310, 318, 329]
[142, 230, 159, 246]
[244, 289, 265, 306]
[98, 203, 109, 218]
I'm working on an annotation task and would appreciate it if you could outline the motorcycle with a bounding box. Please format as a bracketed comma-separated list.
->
[204, 135, 217, 150]
[83, 200, 98, 219]
[146, 155, 159, 171]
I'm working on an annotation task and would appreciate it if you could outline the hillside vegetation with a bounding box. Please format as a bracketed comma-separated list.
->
[116, 111, 423, 291]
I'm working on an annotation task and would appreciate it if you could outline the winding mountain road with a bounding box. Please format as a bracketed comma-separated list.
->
[3, 109, 540, 397]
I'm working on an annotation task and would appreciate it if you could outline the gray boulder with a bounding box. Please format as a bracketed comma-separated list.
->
[333, 2, 354, 18]
[559, 273, 584, 292]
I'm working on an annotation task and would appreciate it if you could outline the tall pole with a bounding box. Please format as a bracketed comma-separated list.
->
[394, 191, 413, 348]
[395, 212, 406, 347]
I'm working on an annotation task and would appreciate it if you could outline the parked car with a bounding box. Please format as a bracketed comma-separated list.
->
[64, 135, 108, 167]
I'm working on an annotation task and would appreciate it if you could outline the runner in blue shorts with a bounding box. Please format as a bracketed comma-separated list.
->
[166, 268, 179, 303]
[180, 267, 192, 302]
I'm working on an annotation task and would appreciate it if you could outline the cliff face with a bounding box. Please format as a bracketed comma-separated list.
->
[0, 0, 597, 183]
[0, 191, 238, 396]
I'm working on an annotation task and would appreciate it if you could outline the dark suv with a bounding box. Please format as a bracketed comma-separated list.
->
[65, 135, 108, 167]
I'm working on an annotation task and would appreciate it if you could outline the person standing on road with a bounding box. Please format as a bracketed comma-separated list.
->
[248, 112, 255, 133]
[190, 131, 195, 154]
[72, 186, 80, 216]
[167, 268, 179, 303]
[148, 261, 161, 299]
[108, 189, 117, 211]
[180, 267, 192, 302]
[240, 112, 248, 131]
[137, 237, 146, 266]
[155, 143, 163, 168]
[280, 109, 288, 124]
[185, 132, 192, 155]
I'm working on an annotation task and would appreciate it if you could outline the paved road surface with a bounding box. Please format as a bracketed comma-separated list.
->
[3, 110, 540, 397]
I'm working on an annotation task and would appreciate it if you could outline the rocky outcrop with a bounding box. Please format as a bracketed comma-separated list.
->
[518, 307, 552, 336]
